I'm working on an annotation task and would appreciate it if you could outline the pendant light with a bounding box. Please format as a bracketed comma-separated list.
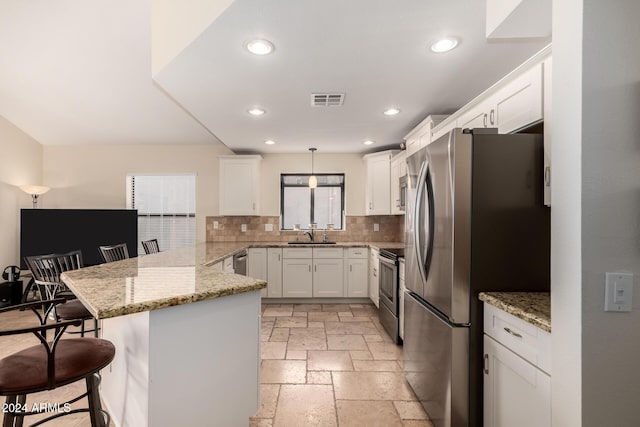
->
[308, 148, 317, 189]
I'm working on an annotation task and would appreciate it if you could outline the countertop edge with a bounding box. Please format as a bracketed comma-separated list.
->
[479, 292, 551, 333]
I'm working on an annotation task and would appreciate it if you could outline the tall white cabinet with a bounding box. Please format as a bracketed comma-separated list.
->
[219, 155, 262, 215]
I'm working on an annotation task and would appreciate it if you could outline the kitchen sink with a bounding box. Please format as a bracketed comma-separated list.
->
[288, 241, 337, 245]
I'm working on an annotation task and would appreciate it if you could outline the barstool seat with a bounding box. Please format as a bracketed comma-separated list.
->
[56, 299, 91, 321]
[0, 338, 114, 394]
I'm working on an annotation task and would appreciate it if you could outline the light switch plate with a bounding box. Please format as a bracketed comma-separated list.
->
[265, 224, 273, 232]
[374, 223, 380, 232]
[241, 224, 247, 233]
[605, 272, 633, 312]
[213, 221, 219, 230]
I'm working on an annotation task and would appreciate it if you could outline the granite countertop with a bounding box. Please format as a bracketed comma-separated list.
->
[61, 243, 267, 320]
[479, 291, 551, 333]
[61, 241, 403, 320]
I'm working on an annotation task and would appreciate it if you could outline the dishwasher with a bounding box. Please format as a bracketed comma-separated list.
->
[233, 250, 247, 276]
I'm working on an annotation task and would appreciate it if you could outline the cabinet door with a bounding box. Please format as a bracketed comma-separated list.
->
[368, 250, 379, 307]
[494, 63, 543, 134]
[405, 137, 420, 157]
[247, 248, 268, 297]
[484, 335, 551, 427]
[347, 258, 368, 297]
[457, 102, 489, 130]
[313, 259, 344, 297]
[219, 157, 260, 215]
[390, 158, 401, 214]
[267, 248, 283, 298]
[365, 154, 391, 215]
[282, 259, 312, 297]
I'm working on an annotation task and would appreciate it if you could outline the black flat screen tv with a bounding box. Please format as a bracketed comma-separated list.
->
[20, 209, 138, 269]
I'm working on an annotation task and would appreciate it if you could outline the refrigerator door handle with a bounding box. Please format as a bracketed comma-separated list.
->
[413, 161, 433, 287]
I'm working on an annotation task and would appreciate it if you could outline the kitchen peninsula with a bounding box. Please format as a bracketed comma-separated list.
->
[61, 243, 266, 427]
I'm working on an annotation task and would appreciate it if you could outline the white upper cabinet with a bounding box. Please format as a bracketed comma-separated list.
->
[404, 115, 448, 157]
[493, 62, 543, 134]
[543, 57, 552, 206]
[363, 151, 397, 216]
[390, 151, 406, 215]
[219, 155, 262, 216]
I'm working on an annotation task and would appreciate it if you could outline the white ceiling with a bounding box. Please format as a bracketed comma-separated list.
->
[0, 1, 549, 153]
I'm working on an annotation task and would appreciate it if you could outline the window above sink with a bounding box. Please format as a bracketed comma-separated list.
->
[280, 173, 345, 231]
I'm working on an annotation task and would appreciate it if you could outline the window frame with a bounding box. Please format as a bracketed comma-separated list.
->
[280, 173, 345, 230]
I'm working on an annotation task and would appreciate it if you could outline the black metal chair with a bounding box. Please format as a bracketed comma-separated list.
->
[24, 251, 98, 338]
[0, 299, 114, 426]
[141, 239, 160, 255]
[99, 243, 130, 263]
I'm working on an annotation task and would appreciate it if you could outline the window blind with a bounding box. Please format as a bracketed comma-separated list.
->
[126, 174, 196, 255]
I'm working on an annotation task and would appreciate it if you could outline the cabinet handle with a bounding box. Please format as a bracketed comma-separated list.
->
[483, 354, 489, 374]
[369, 202, 372, 210]
[503, 327, 523, 338]
[544, 166, 551, 187]
[253, 202, 256, 211]
[278, 254, 281, 261]
[350, 265, 352, 272]
[483, 113, 487, 127]
[314, 264, 317, 272]
[489, 109, 495, 125]
[308, 265, 311, 272]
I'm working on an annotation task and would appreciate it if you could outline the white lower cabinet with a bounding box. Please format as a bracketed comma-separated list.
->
[368, 248, 379, 307]
[483, 303, 551, 427]
[346, 259, 368, 297]
[247, 248, 267, 297]
[282, 259, 313, 297]
[313, 259, 344, 297]
[266, 248, 283, 298]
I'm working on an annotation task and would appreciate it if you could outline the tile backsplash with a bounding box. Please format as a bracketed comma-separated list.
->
[206, 215, 404, 243]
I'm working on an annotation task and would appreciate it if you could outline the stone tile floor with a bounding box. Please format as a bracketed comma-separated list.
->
[252, 303, 434, 427]
[0, 302, 433, 426]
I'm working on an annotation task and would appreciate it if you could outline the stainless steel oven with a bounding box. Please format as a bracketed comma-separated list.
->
[399, 175, 407, 212]
[378, 248, 404, 344]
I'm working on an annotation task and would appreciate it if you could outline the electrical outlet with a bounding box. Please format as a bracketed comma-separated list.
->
[213, 221, 219, 230]
[374, 223, 380, 232]
[265, 224, 274, 232]
[241, 224, 247, 232]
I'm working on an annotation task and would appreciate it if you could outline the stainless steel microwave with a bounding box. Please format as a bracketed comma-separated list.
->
[399, 175, 407, 212]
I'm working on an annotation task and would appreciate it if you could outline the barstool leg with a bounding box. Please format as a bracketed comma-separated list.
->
[86, 373, 105, 427]
[2, 395, 17, 427]
[14, 394, 25, 427]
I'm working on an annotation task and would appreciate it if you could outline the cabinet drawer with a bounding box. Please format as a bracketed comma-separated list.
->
[347, 248, 367, 259]
[313, 247, 344, 259]
[282, 248, 313, 259]
[483, 303, 551, 374]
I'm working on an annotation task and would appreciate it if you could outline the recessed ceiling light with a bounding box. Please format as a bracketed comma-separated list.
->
[264, 140, 276, 145]
[363, 140, 375, 146]
[430, 37, 459, 53]
[383, 108, 401, 116]
[247, 108, 266, 116]
[245, 39, 275, 55]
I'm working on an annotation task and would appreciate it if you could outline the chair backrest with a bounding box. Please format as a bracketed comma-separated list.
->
[99, 243, 130, 263]
[25, 250, 84, 285]
[142, 239, 160, 255]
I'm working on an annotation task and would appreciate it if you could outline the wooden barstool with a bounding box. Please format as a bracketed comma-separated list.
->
[141, 239, 160, 255]
[24, 251, 98, 338]
[98, 243, 130, 263]
[0, 299, 115, 426]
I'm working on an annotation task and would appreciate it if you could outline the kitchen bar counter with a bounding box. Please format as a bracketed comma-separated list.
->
[60, 243, 266, 427]
[61, 243, 266, 319]
[479, 291, 551, 332]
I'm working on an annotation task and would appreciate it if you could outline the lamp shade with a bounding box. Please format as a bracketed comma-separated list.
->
[308, 175, 318, 189]
[19, 185, 50, 196]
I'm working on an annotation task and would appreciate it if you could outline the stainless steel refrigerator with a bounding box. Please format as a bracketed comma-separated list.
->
[403, 128, 550, 427]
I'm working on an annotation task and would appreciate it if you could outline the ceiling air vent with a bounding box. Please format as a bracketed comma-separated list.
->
[311, 93, 345, 107]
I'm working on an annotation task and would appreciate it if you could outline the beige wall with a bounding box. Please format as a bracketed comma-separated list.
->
[259, 153, 366, 216]
[0, 116, 43, 267]
[43, 144, 233, 243]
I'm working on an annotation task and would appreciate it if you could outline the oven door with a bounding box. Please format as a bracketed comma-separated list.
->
[378, 254, 398, 315]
